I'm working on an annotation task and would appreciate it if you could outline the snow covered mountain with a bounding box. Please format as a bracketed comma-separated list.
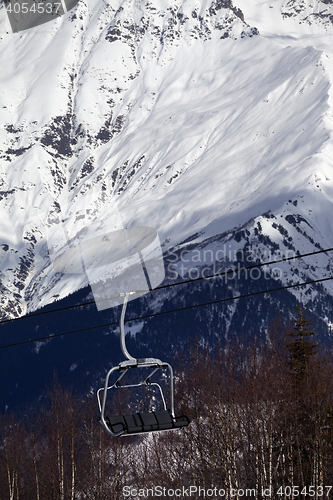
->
[1, 0, 333, 335]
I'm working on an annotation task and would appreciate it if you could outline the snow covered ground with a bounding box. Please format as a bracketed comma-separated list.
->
[0, 0, 333, 318]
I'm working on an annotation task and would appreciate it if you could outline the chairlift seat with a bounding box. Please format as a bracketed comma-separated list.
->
[98, 292, 190, 437]
[105, 409, 189, 436]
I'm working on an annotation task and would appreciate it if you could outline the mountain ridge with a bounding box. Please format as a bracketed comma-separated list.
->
[0, 0, 333, 327]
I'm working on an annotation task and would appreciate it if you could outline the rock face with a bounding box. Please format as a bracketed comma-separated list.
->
[281, 0, 333, 25]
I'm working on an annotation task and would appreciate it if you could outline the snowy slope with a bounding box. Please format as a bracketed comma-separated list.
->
[0, 0, 333, 321]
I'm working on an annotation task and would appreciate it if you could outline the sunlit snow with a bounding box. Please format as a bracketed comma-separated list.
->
[0, 0, 333, 317]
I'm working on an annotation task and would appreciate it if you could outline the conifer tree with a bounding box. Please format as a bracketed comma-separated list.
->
[285, 294, 317, 378]
[284, 295, 320, 485]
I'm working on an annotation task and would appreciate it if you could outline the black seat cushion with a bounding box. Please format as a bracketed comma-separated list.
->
[105, 409, 190, 435]
[124, 414, 143, 433]
[174, 415, 190, 428]
[138, 412, 159, 431]
[153, 410, 174, 430]
[106, 415, 126, 434]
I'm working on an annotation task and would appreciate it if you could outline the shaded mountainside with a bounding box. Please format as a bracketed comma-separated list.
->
[1, 219, 333, 412]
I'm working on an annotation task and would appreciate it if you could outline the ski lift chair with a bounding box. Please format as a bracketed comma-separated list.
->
[97, 292, 190, 437]
[46, 214, 189, 438]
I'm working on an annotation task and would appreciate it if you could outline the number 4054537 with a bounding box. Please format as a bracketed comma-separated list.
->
[277, 486, 332, 497]
[6, 2, 61, 14]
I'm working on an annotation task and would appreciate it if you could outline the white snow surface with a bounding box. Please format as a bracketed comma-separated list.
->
[0, 0, 333, 317]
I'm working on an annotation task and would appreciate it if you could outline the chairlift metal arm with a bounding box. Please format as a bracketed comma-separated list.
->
[148, 382, 167, 410]
[114, 367, 160, 388]
[120, 292, 135, 361]
[118, 293, 174, 414]
[144, 367, 160, 384]
[98, 365, 125, 436]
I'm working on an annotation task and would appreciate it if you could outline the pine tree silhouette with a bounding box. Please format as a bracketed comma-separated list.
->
[286, 294, 317, 378]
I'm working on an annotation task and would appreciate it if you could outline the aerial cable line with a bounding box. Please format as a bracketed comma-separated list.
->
[1, 273, 332, 351]
[0, 245, 332, 327]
